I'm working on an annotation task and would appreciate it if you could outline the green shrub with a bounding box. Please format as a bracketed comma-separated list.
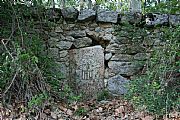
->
[125, 26, 180, 115]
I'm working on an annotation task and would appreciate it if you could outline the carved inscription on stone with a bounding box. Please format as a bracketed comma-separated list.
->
[69, 46, 105, 99]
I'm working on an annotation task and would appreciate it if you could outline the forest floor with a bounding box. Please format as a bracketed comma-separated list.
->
[0, 97, 179, 120]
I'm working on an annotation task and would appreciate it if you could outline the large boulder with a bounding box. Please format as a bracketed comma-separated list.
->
[78, 9, 96, 22]
[107, 74, 129, 95]
[61, 7, 78, 21]
[97, 10, 118, 23]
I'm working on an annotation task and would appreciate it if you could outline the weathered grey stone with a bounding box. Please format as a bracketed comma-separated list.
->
[68, 24, 76, 28]
[69, 46, 104, 100]
[49, 37, 59, 47]
[104, 68, 116, 78]
[134, 53, 150, 61]
[68, 30, 86, 38]
[106, 43, 145, 54]
[111, 54, 133, 61]
[95, 27, 103, 33]
[105, 53, 112, 60]
[99, 23, 112, 28]
[104, 28, 114, 33]
[108, 61, 144, 76]
[55, 26, 63, 33]
[169, 15, 180, 26]
[97, 10, 118, 23]
[61, 7, 78, 21]
[143, 36, 155, 46]
[121, 12, 142, 24]
[56, 41, 73, 50]
[107, 74, 129, 95]
[49, 32, 59, 37]
[100, 33, 113, 41]
[73, 37, 92, 48]
[55, 62, 69, 79]
[115, 37, 131, 44]
[145, 14, 168, 26]
[49, 48, 59, 59]
[89, 23, 98, 28]
[59, 34, 66, 40]
[59, 50, 68, 58]
[86, 30, 99, 41]
[65, 36, 75, 42]
[78, 9, 96, 22]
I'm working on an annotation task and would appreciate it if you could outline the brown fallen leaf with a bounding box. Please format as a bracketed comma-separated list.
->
[51, 111, 57, 119]
[44, 108, 51, 115]
[96, 107, 103, 113]
[59, 105, 67, 112]
[66, 109, 73, 116]
[142, 115, 154, 120]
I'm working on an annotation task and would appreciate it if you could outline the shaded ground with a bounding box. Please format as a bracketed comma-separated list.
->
[0, 98, 179, 120]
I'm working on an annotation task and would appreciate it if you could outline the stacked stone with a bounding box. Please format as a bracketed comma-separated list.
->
[47, 7, 180, 99]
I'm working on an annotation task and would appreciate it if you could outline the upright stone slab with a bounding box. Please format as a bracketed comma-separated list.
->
[69, 46, 104, 100]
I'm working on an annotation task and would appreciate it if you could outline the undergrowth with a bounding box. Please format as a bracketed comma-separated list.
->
[125, 26, 180, 116]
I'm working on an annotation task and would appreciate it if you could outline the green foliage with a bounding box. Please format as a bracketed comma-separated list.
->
[75, 107, 88, 116]
[28, 92, 49, 109]
[145, 0, 180, 14]
[125, 26, 180, 115]
[97, 90, 111, 101]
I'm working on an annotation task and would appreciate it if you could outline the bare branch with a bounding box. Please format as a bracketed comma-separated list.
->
[2, 69, 19, 96]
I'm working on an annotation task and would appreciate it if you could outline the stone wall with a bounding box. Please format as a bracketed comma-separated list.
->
[47, 8, 180, 99]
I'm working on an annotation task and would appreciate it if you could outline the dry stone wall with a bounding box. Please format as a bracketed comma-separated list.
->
[47, 8, 180, 99]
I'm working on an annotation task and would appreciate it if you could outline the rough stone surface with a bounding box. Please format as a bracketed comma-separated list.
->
[78, 9, 96, 22]
[108, 61, 144, 76]
[69, 46, 104, 99]
[55, 26, 63, 33]
[100, 33, 113, 41]
[97, 10, 118, 23]
[59, 50, 68, 58]
[86, 30, 99, 41]
[121, 13, 142, 24]
[45, 9, 179, 98]
[106, 44, 145, 54]
[49, 48, 59, 59]
[105, 53, 112, 61]
[65, 36, 75, 42]
[56, 41, 73, 50]
[134, 53, 150, 61]
[145, 14, 168, 26]
[107, 74, 129, 95]
[73, 37, 92, 48]
[169, 15, 180, 26]
[49, 37, 59, 47]
[111, 54, 133, 61]
[56, 62, 69, 79]
[68, 30, 86, 38]
[61, 7, 78, 21]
